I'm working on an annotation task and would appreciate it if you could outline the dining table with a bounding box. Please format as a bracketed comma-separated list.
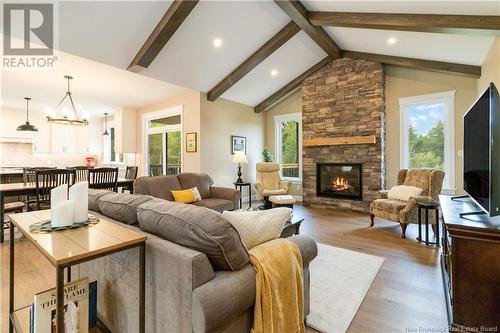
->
[0, 178, 135, 243]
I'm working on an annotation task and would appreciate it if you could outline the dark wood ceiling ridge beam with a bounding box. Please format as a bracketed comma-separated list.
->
[254, 56, 331, 113]
[128, 0, 199, 72]
[274, 0, 342, 59]
[308, 11, 500, 36]
[207, 21, 301, 102]
[342, 50, 481, 78]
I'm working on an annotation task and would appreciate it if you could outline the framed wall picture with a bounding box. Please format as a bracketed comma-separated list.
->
[231, 135, 247, 154]
[186, 132, 197, 153]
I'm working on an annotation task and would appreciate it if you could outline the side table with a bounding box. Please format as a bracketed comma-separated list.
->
[9, 210, 147, 333]
[417, 202, 440, 246]
[234, 182, 251, 209]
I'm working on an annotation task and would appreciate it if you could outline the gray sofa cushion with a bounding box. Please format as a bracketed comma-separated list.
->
[98, 193, 153, 225]
[191, 198, 234, 213]
[177, 173, 213, 199]
[134, 175, 182, 201]
[88, 189, 113, 213]
[138, 198, 249, 271]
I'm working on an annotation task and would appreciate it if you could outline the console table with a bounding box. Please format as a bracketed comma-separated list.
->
[439, 195, 500, 332]
[8, 210, 147, 333]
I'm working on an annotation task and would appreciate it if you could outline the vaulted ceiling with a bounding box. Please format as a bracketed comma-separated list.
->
[56, 1, 499, 111]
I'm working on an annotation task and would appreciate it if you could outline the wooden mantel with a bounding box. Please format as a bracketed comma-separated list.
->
[304, 135, 376, 147]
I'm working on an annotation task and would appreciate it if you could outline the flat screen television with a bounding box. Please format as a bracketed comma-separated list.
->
[463, 82, 500, 217]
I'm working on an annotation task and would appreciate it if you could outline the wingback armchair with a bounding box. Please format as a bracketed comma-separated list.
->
[254, 163, 291, 207]
[370, 168, 445, 238]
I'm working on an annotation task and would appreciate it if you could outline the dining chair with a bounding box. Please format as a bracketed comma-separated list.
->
[88, 167, 119, 192]
[23, 167, 56, 209]
[33, 169, 76, 211]
[121, 166, 138, 193]
[67, 166, 90, 183]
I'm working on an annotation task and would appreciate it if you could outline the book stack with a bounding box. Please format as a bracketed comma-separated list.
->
[29, 277, 97, 333]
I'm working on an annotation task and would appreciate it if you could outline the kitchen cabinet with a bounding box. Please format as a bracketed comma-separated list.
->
[50, 124, 89, 153]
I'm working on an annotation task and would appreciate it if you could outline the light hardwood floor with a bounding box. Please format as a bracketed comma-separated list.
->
[1, 205, 448, 333]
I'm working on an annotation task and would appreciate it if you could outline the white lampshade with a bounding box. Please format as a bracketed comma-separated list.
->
[232, 151, 248, 164]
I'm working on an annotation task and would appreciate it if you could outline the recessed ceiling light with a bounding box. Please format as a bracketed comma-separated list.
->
[270, 69, 278, 77]
[387, 37, 397, 45]
[213, 38, 223, 48]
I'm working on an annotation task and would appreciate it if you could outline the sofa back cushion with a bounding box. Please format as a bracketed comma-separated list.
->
[88, 189, 113, 213]
[138, 198, 249, 270]
[134, 175, 182, 201]
[177, 173, 213, 199]
[98, 193, 153, 225]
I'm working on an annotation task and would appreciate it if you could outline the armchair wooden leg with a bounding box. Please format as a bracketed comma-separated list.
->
[400, 223, 407, 239]
[369, 214, 375, 227]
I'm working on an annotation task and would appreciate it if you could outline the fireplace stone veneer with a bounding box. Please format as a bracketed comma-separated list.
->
[302, 58, 385, 213]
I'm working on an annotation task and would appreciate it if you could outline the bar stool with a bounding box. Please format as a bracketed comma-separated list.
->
[416, 202, 440, 246]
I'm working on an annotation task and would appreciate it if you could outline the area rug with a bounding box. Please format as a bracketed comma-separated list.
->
[307, 243, 384, 333]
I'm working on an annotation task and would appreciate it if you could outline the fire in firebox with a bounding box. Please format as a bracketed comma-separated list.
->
[331, 176, 354, 192]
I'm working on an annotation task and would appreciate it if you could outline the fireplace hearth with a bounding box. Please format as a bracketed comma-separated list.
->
[316, 163, 362, 200]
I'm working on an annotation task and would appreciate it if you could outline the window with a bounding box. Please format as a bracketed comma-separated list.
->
[399, 91, 455, 190]
[275, 112, 302, 181]
[103, 127, 124, 164]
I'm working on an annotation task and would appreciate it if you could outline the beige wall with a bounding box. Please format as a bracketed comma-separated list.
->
[477, 37, 500, 94]
[200, 94, 265, 198]
[264, 90, 303, 196]
[385, 66, 477, 192]
[135, 91, 201, 176]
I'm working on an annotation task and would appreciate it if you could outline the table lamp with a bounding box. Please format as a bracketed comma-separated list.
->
[232, 151, 248, 184]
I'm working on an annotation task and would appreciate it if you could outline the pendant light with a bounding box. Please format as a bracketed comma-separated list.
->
[16, 97, 38, 132]
[103, 112, 109, 136]
[47, 75, 89, 126]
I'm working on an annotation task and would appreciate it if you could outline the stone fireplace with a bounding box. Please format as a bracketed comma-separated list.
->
[317, 163, 362, 200]
[302, 58, 385, 213]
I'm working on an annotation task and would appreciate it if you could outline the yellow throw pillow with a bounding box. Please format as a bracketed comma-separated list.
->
[171, 189, 196, 203]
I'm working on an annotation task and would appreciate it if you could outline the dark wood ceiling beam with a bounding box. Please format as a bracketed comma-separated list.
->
[207, 21, 301, 102]
[254, 56, 331, 113]
[128, 0, 199, 72]
[274, 1, 341, 59]
[309, 11, 500, 36]
[343, 50, 481, 77]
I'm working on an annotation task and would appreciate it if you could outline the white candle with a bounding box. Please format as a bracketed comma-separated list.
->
[51, 200, 75, 228]
[69, 181, 89, 223]
[51, 185, 68, 218]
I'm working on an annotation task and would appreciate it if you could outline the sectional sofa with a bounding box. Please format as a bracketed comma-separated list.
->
[77, 178, 318, 333]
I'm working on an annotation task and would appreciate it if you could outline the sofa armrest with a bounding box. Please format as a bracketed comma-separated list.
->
[287, 235, 318, 266]
[280, 180, 291, 192]
[76, 212, 215, 332]
[209, 186, 240, 209]
[377, 190, 389, 199]
[254, 182, 264, 200]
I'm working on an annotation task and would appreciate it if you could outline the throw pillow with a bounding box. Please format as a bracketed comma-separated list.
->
[387, 185, 423, 202]
[192, 187, 202, 201]
[171, 189, 196, 203]
[222, 207, 292, 250]
[138, 198, 249, 271]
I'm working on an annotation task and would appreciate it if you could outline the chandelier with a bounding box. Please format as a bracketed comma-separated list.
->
[46, 75, 89, 126]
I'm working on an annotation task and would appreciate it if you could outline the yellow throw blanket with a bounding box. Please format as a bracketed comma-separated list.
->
[249, 238, 304, 333]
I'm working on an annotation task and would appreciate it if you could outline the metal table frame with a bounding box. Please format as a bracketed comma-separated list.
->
[8, 220, 146, 333]
[417, 203, 440, 246]
[234, 182, 252, 209]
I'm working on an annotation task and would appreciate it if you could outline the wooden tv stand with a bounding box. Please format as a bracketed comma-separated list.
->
[439, 195, 500, 332]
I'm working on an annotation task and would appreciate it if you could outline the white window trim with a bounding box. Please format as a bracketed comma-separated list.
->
[399, 90, 455, 192]
[274, 112, 302, 182]
[141, 105, 183, 177]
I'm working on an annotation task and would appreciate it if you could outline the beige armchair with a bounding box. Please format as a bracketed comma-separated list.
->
[370, 168, 445, 238]
[254, 163, 291, 208]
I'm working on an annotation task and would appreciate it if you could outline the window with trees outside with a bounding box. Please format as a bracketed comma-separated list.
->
[399, 91, 455, 191]
[103, 127, 124, 164]
[275, 112, 302, 181]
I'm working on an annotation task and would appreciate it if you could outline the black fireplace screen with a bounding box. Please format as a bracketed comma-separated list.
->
[316, 163, 362, 200]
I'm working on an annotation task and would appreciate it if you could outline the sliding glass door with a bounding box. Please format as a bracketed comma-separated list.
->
[143, 109, 182, 176]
